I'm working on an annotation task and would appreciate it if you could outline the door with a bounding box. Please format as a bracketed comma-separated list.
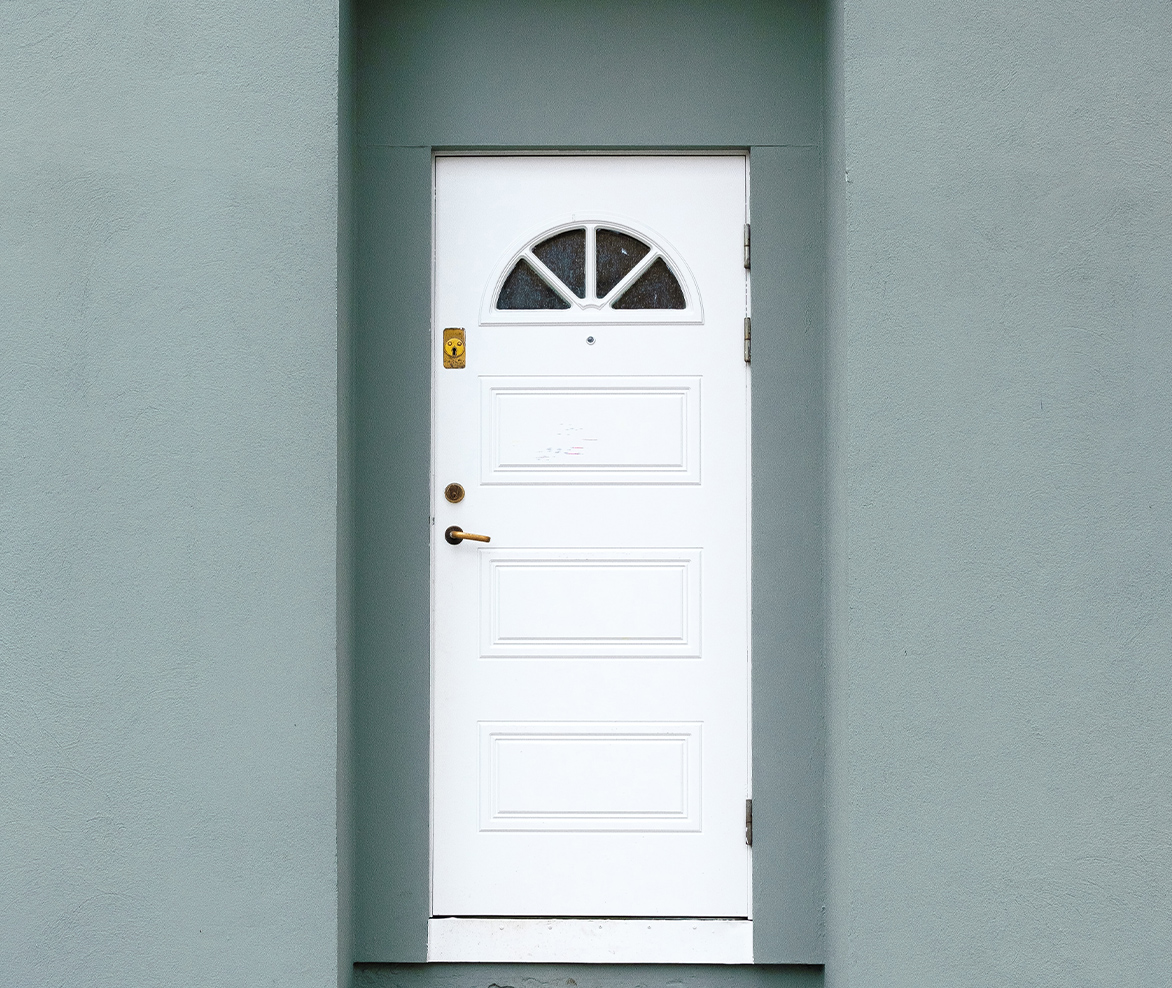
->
[432, 155, 749, 918]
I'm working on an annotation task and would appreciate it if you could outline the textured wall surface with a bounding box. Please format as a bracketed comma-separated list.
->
[0, 3, 340, 985]
[352, 0, 827, 965]
[826, 2, 1172, 985]
[6, 0, 1169, 984]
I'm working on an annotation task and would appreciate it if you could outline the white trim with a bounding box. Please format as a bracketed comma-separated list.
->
[435, 149, 752, 156]
[426, 918, 754, 964]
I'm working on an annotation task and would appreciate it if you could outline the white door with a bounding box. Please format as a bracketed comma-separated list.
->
[432, 155, 750, 919]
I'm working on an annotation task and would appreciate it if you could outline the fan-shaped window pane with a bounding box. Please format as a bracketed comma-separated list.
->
[533, 229, 586, 298]
[612, 257, 686, 309]
[497, 259, 571, 310]
[596, 229, 650, 298]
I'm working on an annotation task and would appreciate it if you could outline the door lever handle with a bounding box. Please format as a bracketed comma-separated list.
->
[445, 526, 491, 545]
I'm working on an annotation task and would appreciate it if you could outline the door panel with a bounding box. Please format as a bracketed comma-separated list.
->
[478, 721, 702, 832]
[481, 376, 701, 484]
[432, 155, 749, 917]
[480, 548, 702, 659]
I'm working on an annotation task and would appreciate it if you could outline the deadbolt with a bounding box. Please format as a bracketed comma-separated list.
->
[444, 482, 465, 503]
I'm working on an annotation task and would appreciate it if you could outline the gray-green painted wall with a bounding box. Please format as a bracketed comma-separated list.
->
[825, 2, 1172, 985]
[0, 3, 340, 985]
[4, 2, 1171, 987]
[351, 0, 827, 967]
[340, 0, 358, 984]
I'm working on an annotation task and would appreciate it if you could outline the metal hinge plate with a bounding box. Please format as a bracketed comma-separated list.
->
[745, 798, 753, 846]
[743, 223, 751, 269]
[743, 317, 751, 364]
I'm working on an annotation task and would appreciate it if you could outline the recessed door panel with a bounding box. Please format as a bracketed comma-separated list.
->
[481, 549, 701, 658]
[480, 722, 701, 832]
[433, 155, 749, 919]
[482, 376, 701, 484]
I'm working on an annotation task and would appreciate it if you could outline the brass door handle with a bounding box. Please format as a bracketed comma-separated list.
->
[445, 526, 491, 545]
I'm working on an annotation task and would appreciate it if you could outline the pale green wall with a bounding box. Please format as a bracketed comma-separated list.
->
[3, 2, 1170, 986]
[339, 0, 358, 985]
[825, 2, 1172, 985]
[351, 0, 827, 966]
[0, 3, 340, 985]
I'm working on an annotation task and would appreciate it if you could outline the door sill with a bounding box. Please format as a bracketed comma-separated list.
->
[426, 918, 753, 964]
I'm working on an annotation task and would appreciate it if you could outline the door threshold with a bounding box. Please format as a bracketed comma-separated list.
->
[427, 917, 753, 964]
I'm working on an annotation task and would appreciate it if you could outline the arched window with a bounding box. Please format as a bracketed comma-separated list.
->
[481, 221, 703, 325]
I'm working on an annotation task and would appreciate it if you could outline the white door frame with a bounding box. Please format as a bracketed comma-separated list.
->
[428, 152, 754, 963]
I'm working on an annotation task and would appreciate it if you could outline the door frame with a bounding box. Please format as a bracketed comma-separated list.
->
[425, 152, 755, 961]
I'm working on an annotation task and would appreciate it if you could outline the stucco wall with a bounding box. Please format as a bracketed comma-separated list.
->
[826, 2, 1172, 985]
[5, 1, 1170, 985]
[0, 4, 339, 985]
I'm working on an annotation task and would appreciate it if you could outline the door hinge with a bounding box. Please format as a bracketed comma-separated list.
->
[745, 798, 753, 846]
[743, 316, 751, 364]
[743, 223, 751, 269]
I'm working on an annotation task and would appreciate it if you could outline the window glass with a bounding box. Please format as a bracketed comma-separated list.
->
[497, 259, 571, 310]
[612, 257, 686, 309]
[595, 228, 650, 298]
[494, 225, 690, 312]
[533, 229, 586, 298]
